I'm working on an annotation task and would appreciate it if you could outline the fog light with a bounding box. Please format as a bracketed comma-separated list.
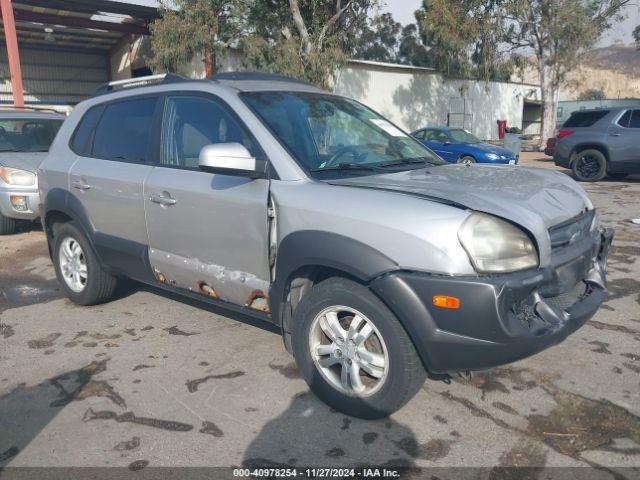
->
[10, 195, 28, 212]
[433, 295, 460, 309]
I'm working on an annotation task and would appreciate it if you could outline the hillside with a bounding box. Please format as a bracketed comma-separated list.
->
[513, 43, 640, 101]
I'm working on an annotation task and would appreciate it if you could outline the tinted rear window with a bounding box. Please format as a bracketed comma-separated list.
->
[71, 105, 103, 155]
[92, 97, 157, 163]
[564, 110, 609, 128]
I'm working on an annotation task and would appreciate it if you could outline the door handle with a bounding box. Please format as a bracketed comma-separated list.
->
[71, 180, 91, 190]
[610, 132, 622, 136]
[150, 193, 177, 206]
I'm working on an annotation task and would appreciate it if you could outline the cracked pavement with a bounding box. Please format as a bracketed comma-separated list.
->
[0, 153, 639, 475]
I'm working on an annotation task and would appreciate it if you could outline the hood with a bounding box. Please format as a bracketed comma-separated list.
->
[0, 152, 47, 172]
[327, 164, 591, 235]
[467, 143, 514, 156]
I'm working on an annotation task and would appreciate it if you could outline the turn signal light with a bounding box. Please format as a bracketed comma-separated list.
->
[432, 295, 460, 309]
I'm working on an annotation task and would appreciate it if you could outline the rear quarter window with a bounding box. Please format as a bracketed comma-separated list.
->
[70, 105, 103, 155]
[563, 110, 609, 128]
[91, 97, 158, 163]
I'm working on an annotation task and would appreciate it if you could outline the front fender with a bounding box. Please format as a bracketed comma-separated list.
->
[270, 230, 399, 331]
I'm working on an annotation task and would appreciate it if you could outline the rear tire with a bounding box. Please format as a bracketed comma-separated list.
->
[291, 277, 426, 419]
[52, 222, 117, 305]
[572, 149, 606, 182]
[0, 213, 16, 235]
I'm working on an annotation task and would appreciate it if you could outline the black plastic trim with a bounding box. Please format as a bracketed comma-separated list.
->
[271, 230, 399, 332]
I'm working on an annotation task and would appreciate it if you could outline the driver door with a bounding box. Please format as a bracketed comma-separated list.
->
[424, 129, 455, 162]
[143, 93, 271, 310]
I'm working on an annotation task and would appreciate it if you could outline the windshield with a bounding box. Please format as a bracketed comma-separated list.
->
[449, 129, 480, 144]
[242, 92, 445, 176]
[0, 118, 63, 152]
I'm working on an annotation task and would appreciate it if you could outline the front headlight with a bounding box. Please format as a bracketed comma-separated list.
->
[0, 166, 36, 186]
[458, 212, 539, 273]
[485, 153, 499, 160]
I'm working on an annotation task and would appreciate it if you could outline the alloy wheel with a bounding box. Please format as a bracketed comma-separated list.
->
[308, 306, 389, 397]
[58, 237, 88, 293]
[575, 154, 601, 179]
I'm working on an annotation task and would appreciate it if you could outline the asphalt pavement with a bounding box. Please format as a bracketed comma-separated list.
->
[0, 153, 639, 477]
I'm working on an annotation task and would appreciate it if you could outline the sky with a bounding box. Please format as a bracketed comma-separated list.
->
[121, 0, 639, 48]
[380, 0, 640, 47]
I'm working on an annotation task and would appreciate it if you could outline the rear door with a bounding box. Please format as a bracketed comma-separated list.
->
[143, 93, 271, 310]
[610, 110, 640, 168]
[69, 95, 160, 275]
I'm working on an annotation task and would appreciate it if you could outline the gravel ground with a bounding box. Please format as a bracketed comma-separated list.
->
[0, 153, 639, 476]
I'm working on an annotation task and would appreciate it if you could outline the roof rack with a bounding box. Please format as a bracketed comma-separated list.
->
[210, 71, 313, 86]
[92, 73, 187, 96]
[0, 105, 62, 114]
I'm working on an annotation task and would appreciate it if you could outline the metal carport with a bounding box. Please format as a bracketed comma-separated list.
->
[0, 0, 158, 107]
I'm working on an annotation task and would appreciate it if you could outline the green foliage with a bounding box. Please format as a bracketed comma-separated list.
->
[416, 0, 629, 82]
[350, 14, 432, 67]
[150, 0, 249, 73]
[241, 0, 375, 88]
[578, 88, 606, 100]
[416, 0, 630, 143]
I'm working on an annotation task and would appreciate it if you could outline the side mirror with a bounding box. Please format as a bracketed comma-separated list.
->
[198, 143, 259, 177]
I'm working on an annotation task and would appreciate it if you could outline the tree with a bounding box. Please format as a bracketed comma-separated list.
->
[634, 24, 640, 47]
[150, 0, 249, 76]
[397, 24, 431, 67]
[242, 0, 375, 88]
[578, 88, 606, 100]
[351, 13, 402, 63]
[417, 0, 630, 146]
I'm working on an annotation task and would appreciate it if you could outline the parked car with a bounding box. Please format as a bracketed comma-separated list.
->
[39, 73, 613, 419]
[0, 108, 65, 234]
[411, 126, 518, 164]
[554, 107, 640, 181]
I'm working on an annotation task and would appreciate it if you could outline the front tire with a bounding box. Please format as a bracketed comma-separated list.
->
[458, 155, 476, 164]
[572, 149, 607, 182]
[0, 213, 16, 235]
[291, 277, 426, 419]
[53, 222, 117, 305]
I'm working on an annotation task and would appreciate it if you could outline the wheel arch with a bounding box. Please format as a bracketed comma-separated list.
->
[569, 143, 610, 167]
[270, 230, 399, 339]
[43, 188, 97, 259]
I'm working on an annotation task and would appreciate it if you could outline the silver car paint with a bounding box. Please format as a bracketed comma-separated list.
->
[69, 158, 154, 245]
[144, 166, 271, 307]
[327, 164, 593, 268]
[0, 112, 64, 221]
[40, 78, 593, 311]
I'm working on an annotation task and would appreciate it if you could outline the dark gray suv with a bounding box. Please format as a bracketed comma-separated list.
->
[554, 107, 640, 181]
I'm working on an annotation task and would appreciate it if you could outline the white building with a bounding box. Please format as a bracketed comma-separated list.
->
[334, 60, 542, 140]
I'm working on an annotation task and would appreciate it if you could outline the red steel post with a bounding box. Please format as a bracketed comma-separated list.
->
[1, 0, 25, 108]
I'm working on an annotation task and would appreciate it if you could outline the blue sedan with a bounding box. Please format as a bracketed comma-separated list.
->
[411, 126, 518, 164]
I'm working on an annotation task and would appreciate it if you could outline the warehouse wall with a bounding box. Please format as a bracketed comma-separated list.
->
[0, 48, 109, 105]
[334, 62, 541, 140]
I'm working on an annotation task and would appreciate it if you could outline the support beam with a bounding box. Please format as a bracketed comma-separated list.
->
[12, 9, 150, 35]
[0, 0, 24, 107]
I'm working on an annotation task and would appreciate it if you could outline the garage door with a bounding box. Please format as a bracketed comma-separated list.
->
[0, 47, 108, 105]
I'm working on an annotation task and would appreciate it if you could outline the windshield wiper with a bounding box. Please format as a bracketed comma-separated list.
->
[376, 158, 440, 168]
[310, 163, 385, 173]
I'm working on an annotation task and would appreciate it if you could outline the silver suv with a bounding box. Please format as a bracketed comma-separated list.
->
[0, 108, 64, 234]
[39, 73, 613, 418]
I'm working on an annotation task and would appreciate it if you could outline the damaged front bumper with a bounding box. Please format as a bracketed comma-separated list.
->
[370, 227, 614, 374]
